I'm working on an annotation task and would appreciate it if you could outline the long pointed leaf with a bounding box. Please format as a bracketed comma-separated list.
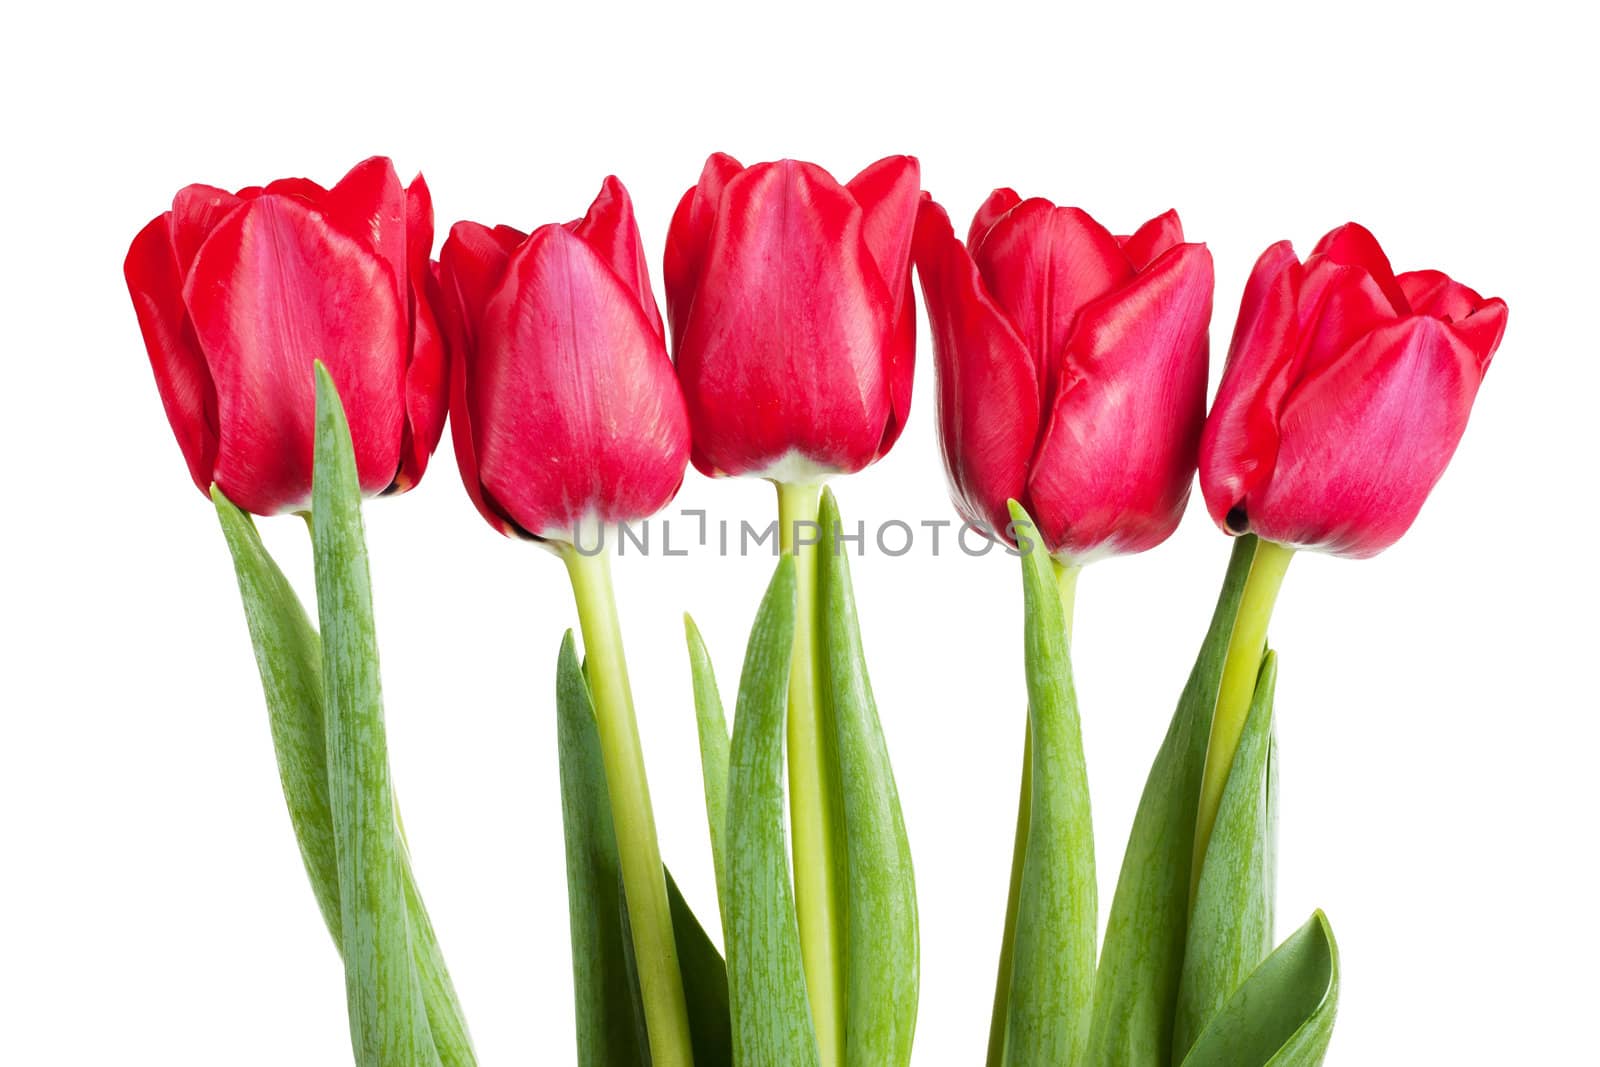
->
[817, 489, 918, 1067]
[725, 557, 819, 1067]
[1179, 912, 1339, 1067]
[557, 632, 649, 1067]
[685, 614, 732, 920]
[1086, 536, 1263, 1067]
[311, 363, 434, 1066]
[212, 489, 339, 938]
[1174, 652, 1280, 1058]
[1005, 501, 1095, 1066]
[212, 487, 474, 1065]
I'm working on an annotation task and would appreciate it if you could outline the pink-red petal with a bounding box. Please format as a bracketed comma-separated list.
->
[571, 175, 665, 340]
[183, 195, 405, 514]
[1310, 221, 1409, 314]
[397, 175, 448, 491]
[972, 199, 1135, 393]
[663, 152, 744, 349]
[967, 188, 1022, 251]
[674, 159, 893, 477]
[470, 225, 689, 536]
[912, 195, 1039, 537]
[1250, 316, 1485, 556]
[1199, 240, 1302, 532]
[126, 213, 219, 495]
[1118, 209, 1185, 272]
[1028, 243, 1213, 558]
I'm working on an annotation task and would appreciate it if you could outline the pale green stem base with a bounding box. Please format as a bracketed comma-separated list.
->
[1191, 538, 1294, 900]
[776, 480, 845, 1067]
[561, 542, 693, 1067]
[986, 560, 1079, 1067]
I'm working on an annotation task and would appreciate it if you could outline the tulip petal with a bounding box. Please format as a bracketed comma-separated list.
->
[1251, 316, 1485, 556]
[847, 156, 921, 288]
[675, 160, 893, 477]
[1446, 297, 1508, 372]
[664, 152, 744, 350]
[171, 184, 244, 276]
[972, 199, 1134, 393]
[440, 221, 526, 534]
[847, 156, 921, 459]
[184, 194, 406, 514]
[967, 188, 1022, 251]
[125, 213, 218, 494]
[1199, 241, 1302, 533]
[470, 225, 689, 537]
[1119, 210, 1184, 272]
[1027, 243, 1213, 559]
[1309, 222, 1408, 313]
[572, 175, 665, 340]
[396, 175, 448, 492]
[320, 156, 407, 280]
[1292, 259, 1401, 383]
[912, 196, 1038, 536]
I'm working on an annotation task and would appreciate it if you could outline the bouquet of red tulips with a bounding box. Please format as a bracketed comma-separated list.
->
[126, 153, 1506, 1067]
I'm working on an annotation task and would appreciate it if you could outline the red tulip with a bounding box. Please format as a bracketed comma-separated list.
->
[913, 190, 1214, 561]
[1200, 223, 1508, 557]
[665, 153, 920, 481]
[438, 177, 690, 542]
[124, 157, 447, 516]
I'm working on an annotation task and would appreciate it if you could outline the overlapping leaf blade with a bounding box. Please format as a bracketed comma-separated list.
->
[1174, 652, 1280, 1057]
[1179, 912, 1339, 1067]
[1085, 536, 1262, 1067]
[212, 488, 474, 1065]
[310, 363, 435, 1066]
[817, 489, 918, 1067]
[725, 557, 820, 1067]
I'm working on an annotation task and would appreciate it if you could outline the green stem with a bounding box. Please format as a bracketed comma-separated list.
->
[986, 560, 1078, 1067]
[560, 541, 693, 1067]
[1191, 538, 1294, 900]
[777, 480, 844, 1067]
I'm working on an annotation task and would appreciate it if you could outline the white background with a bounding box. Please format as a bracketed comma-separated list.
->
[2, 1, 1595, 1062]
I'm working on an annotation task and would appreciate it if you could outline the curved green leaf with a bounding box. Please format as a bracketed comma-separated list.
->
[212, 488, 474, 1065]
[212, 489, 339, 938]
[557, 633, 649, 1066]
[725, 557, 819, 1067]
[817, 489, 918, 1067]
[311, 363, 435, 1065]
[1179, 911, 1339, 1067]
[1174, 652, 1280, 1058]
[1086, 536, 1263, 1067]
[685, 614, 732, 921]
[1004, 501, 1095, 1066]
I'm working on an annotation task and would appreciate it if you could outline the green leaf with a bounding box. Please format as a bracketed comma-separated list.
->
[667, 870, 735, 1067]
[1004, 501, 1095, 1066]
[1085, 536, 1263, 1067]
[311, 363, 435, 1066]
[556, 632, 649, 1067]
[212, 489, 339, 940]
[1178, 912, 1339, 1067]
[817, 489, 918, 1067]
[685, 614, 732, 923]
[1174, 652, 1280, 1058]
[725, 556, 820, 1067]
[212, 490, 474, 1066]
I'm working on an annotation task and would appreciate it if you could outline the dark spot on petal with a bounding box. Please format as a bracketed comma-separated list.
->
[1225, 506, 1249, 534]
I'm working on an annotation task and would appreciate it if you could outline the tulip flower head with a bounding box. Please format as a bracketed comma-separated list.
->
[913, 190, 1215, 563]
[124, 157, 447, 515]
[1200, 223, 1508, 557]
[438, 177, 691, 545]
[666, 153, 921, 482]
